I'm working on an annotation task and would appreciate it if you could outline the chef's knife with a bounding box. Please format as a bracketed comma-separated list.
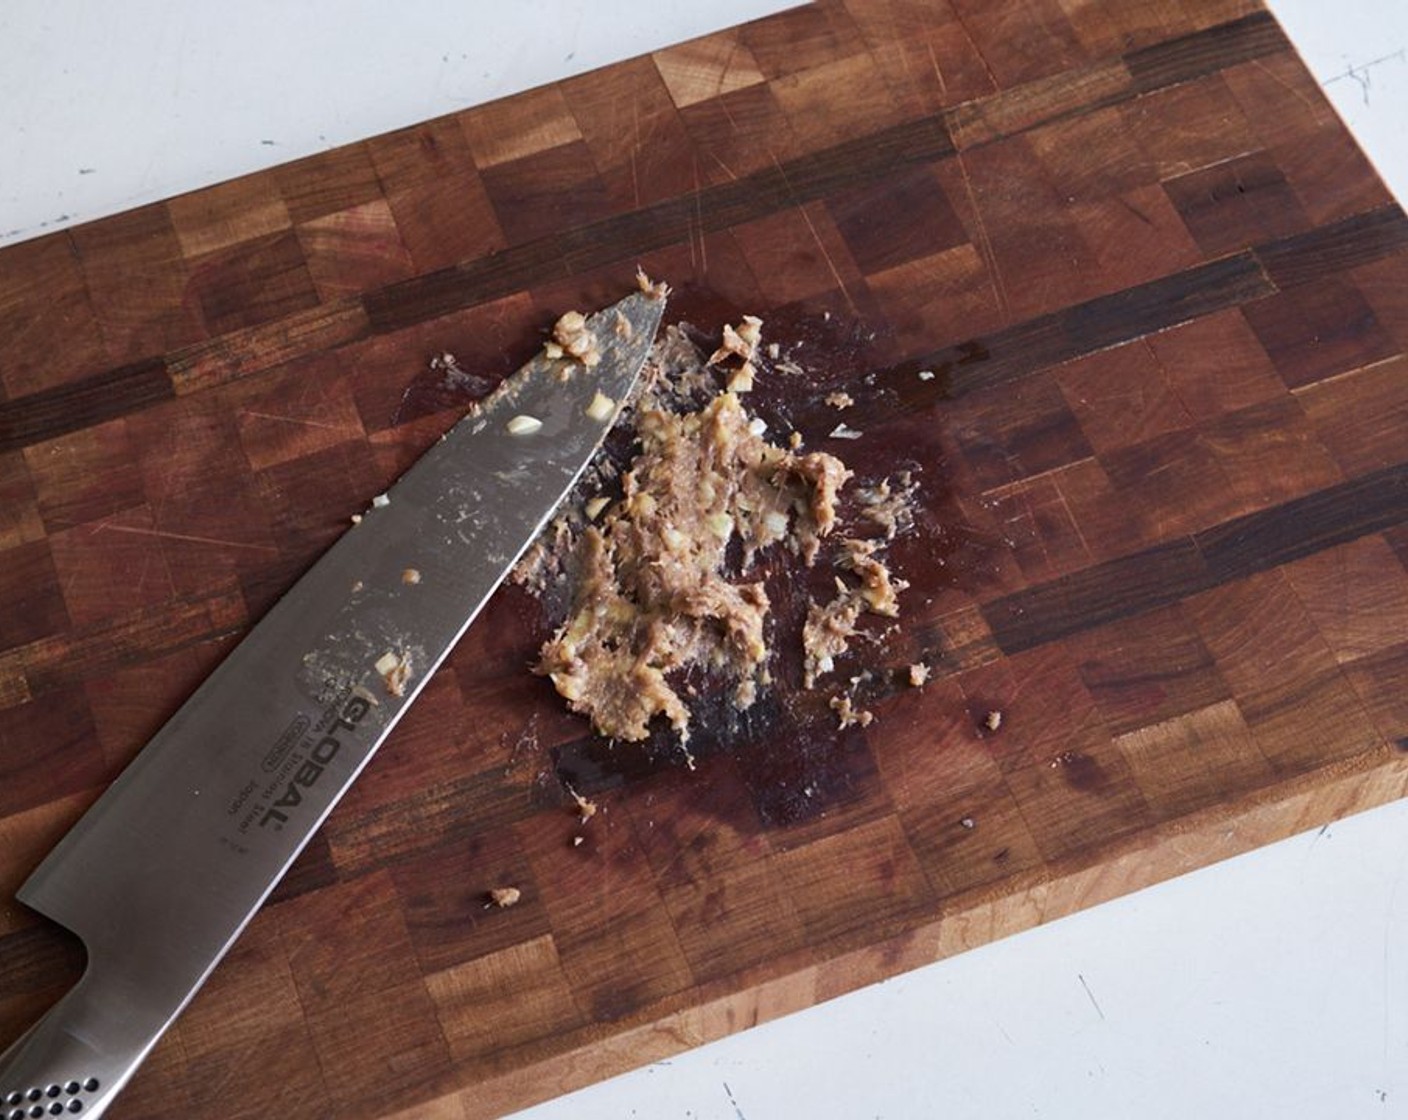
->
[0, 286, 665, 1120]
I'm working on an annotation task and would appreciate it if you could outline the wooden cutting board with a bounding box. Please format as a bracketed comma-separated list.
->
[4, 2, 1408, 1117]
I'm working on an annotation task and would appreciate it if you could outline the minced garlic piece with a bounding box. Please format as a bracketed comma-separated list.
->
[375, 650, 412, 697]
[585, 390, 616, 421]
[728, 362, 756, 393]
[825, 391, 854, 409]
[488, 887, 522, 909]
[507, 415, 543, 435]
[908, 662, 930, 687]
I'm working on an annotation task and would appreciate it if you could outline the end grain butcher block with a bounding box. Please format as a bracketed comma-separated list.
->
[4, 2, 1408, 1117]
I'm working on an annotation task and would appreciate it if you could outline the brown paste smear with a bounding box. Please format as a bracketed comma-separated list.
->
[523, 311, 911, 746]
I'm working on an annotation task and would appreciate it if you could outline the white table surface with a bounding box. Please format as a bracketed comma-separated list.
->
[2, 3, 1406, 1118]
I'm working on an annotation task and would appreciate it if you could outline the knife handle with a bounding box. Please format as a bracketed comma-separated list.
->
[0, 964, 154, 1120]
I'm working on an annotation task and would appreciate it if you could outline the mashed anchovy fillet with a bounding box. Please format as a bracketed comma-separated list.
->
[524, 311, 916, 743]
[801, 539, 909, 689]
[536, 331, 851, 742]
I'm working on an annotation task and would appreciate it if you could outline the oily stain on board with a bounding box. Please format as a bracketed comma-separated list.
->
[538, 298, 993, 829]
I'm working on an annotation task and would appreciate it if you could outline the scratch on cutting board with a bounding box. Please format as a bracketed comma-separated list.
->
[91, 519, 280, 554]
[628, 98, 642, 209]
[691, 155, 707, 275]
[722, 1081, 748, 1120]
[766, 150, 857, 315]
[236, 408, 361, 435]
[952, 152, 1011, 318]
[709, 151, 740, 182]
[948, 6, 1000, 91]
[926, 40, 949, 100]
[1249, 58, 1326, 122]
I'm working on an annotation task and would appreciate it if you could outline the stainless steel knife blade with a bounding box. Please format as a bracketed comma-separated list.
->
[0, 287, 666, 1119]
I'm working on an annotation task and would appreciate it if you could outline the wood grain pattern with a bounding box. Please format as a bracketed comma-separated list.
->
[3, 2, 1408, 1118]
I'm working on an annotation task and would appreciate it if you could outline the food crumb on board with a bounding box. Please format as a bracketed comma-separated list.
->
[907, 662, 930, 687]
[856, 471, 918, 539]
[801, 539, 908, 690]
[830, 693, 874, 730]
[709, 315, 763, 393]
[487, 887, 522, 909]
[824, 390, 854, 409]
[984, 709, 1003, 732]
[567, 786, 598, 823]
[401, 568, 421, 585]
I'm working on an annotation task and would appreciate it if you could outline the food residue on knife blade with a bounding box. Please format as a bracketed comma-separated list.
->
[506, 414, 544, 435]
[543, 309, 603, 369]
[585, 390, 616, 421]
[375, 650, 412, 697]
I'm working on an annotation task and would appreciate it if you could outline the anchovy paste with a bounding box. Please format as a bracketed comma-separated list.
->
[517, 296, 915, 744]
